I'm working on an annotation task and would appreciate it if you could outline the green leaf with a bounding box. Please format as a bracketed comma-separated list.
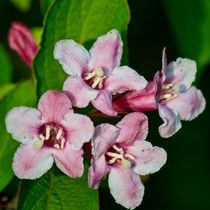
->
[18, 162, 98, 210]
[0, 80, 37, 192]
[9, 0, 32, 12]
[40, 0, 54, 15]
[0, 44, 12, 85]
[0, 83, 16, 101]
[161, 0, 210, 80]
[31, 27, 43, 46]
[34, 0, 130, 97]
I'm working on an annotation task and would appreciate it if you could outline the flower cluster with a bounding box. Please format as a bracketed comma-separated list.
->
[6, 27, 206, 209]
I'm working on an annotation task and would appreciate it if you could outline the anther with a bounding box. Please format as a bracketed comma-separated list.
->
[56, 128, 63, 140]
[39, 134, 45, 141]
[60, 138, 65, 149]
[54, 144, 60, 149]
[45, 125, 50, 140]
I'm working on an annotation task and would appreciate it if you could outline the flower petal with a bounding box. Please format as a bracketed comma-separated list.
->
[116, 112, 148, 145]
[105, 66, 148, 94]
[108, 167, 144, 209]
[53, 141, 84, 178]
[88, 30, 122, 72]
[63, 76, 98, 108]
[91, 89, 117, 116]
[5, 107, 42, 143]
[165, 58, 196, 91]
[161, 47, 167, 82]
[166, 86, 206, 121]
[112, 81, 157, 112]
[127, 141, 167, 175]
[88, 155, 111, 189]
[158, 104, 182, 138]
[54, 39, 89, 76]
[61, 112, 94, 150]
[92, 124, 119, 159]
[13, 143, 53, 179]
[38, 90, 72, 123]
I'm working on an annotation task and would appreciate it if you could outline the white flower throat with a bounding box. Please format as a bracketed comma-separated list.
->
[33, 123, 66, 150]
[84, 67, 106, 89]
[106, 144, 135, 169]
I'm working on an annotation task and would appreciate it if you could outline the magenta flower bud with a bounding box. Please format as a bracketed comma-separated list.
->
[8, 22, 38, 67]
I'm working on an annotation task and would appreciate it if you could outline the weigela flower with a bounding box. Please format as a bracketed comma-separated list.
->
[113, 48, 206, 138]
[156, 49, 206, 137]
[88, 112, 167, 209]
[5, 90, 94, 179]
[8, 22, 38, 67]
[54, 30, 147, 116]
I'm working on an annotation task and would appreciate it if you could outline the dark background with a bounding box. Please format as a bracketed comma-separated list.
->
[0, 0, 209, 209]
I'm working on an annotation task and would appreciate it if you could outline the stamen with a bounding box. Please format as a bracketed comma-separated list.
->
[56, 128, 63, 140]
[84, 71, 96, 80]
[162, 84, 173, 89]
[159, 93, 173, 100]
[124, 153, 135, 160]
[113, 145, 123, 153]
[33, 140, 44, 149]
[60, 138, 65, 149]
[39, 134, 45, 141]
[92, 77, 102, 89]
[106, 152, 123, 159]
[45, 125, 50, 140]
[54, 144, 60, 149]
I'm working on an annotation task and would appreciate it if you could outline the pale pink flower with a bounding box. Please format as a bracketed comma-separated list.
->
[156, 48, 206, 137]
[5, 90, 94, 179]
[113, 49, 206, 138]
[54, 30, 147, 116]
[8, 22, 38, 67]
[88, 112, 167, 209]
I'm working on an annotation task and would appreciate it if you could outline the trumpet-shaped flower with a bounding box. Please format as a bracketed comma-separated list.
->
[54, 30, 147, 116]
[113, 49, 206, 138]
[5, 90, 94, 179]
[88, 112, 167, 209]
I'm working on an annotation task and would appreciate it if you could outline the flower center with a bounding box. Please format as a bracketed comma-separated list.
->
[83, 67, 106, 89]
[105, 144, 135, 169]
[33, 123, 66, 150]
[159, 83, 180, 103]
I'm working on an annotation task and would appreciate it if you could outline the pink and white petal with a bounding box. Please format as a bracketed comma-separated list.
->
[116, 112, 148, 145]
[165, 58, 196, 90]
[166, 86, 206, 121]
[158, 104, 182, 138]
[13, 143, 53, 179]
[61, 112, 94, 150]
[127, 141, 167, 175]
[53, 141, 84, 178]
[108, 167, 144, 210]
[91, 89, 117, 116]
[112, 81, 157, 112]
[88, 155, 111, 189]
[105, 66, 148, 95]
[54, 40, 89, 76]
[38, 90, 72, 123]
[92, 124, 119, 159]
[5, 107, 42, 143]
[63, 76, 98, 108]
[88, 30, 122, 72]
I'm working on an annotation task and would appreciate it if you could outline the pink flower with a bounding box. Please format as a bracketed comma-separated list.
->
[156, 48, 206, 137]
[5, 90, 94, 179]
[8, 22, 38, 67]
[54, 30, 147, 116]
[88, 112, 167, 209]
[113, 49, 206, 138]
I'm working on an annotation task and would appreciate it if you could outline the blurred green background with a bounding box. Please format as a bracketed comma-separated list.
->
[0, 0, 209, 209]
